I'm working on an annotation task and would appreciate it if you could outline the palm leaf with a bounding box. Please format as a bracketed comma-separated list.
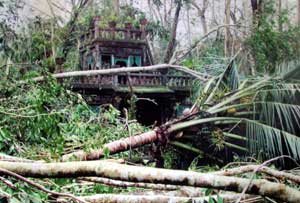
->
[205, 60, 240, 104]
[255, 83, 300, 103]
[258, 102, 300, 134]
[246, 120, 300, 160]
[277, 61, 300, 81]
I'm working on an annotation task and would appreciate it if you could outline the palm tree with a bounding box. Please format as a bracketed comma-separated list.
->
[63, 61, 300, 162]
[176, 60, 300, 161]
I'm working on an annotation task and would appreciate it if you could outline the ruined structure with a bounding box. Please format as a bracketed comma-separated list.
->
[71, 16, 193, 125]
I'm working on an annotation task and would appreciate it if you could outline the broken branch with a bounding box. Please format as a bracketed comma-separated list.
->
[0, 168, 87, 203]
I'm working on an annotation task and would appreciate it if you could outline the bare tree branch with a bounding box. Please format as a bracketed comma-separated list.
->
[0, 168, 87, 203]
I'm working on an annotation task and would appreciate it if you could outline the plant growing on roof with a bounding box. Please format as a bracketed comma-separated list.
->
[108, 15, 118, 28]
[125, 16, 134, 29]
[138, 13, 148, 25]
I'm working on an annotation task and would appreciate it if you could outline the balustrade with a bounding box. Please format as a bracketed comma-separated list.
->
[80, 28, 145, 44]
[74, 71, 193, 90]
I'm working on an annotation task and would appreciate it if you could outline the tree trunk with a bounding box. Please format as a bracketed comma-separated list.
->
[0, 153, 42, 163]
[277, 0, 282, 31]
[62, 117, 234, 161]
[242, 0, 251, 35]
[297, 0, 300, 26]
[62, 0, 90, 57]
[213, 165, 300, 184]
[62, 130, 158, 161]
[59, 194, 257, 203]
[1, 161, 300, 203]
[163, 0, 182, 63]
[251, 0, 264, 27]
[224, 0, 231, 57]
[191, 0, 208, 35]
[113, 0, 120, 16]
[80, 177, 180, 190]
[186, 5, 192, 47]
[22, 64, 209, 83]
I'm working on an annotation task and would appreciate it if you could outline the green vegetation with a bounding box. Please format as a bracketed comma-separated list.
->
[246, 1, 300, 73]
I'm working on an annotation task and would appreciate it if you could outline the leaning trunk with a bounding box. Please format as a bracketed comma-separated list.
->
[298, 0, 300, 26]
[163, 0, 182, 63]
[224, 0, 231, 57]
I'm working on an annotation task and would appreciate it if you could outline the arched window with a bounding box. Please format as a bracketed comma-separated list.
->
[129, 56, 141, 67]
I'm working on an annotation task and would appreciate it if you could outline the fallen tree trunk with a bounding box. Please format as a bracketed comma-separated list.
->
[0, 161, 299, 203]
[0, 153, 36, 163]
[80, 177, 180, 191]
[62, 117, 239, 161]
[212, 165, 300, 184]
[62, 130, 158, 161]
[58, 194, 259, 203]
[22, 64, 209, 83]
[80, 177, 206, 197]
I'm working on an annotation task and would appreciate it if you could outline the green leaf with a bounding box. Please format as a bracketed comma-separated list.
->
[103, 147, 110, 159]
[205, 188, 213, 196]
[208, 196, 215, 203]
[217, 195, 224, 203]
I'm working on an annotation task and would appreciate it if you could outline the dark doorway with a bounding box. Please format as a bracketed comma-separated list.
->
[136, 99, 161, 126]
[101, 55, 112, 67]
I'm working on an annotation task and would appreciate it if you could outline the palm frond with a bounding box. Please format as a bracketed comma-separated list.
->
[258, 102, 300, 134]
[205, 60, 240, 104]
[276, 61, 300, 80]
[255, 88, 300, 103]
[246, 120, 300, 160]
[207, 79, 269, 112]
[224, 61, 239, 91]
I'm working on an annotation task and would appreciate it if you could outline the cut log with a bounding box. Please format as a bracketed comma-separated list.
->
[0, 160, 299, 203]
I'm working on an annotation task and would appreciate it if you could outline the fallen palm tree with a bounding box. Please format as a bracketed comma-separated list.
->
[62, 117, 238, 161]
[0, 160, 300, 202]
[63, 61, 300, 163]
